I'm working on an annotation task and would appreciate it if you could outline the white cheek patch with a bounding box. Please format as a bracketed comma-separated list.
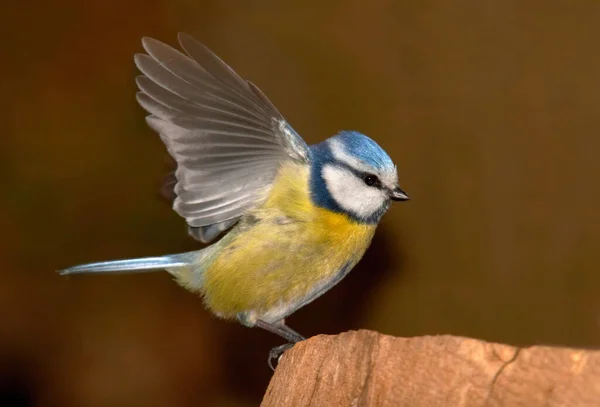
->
[322, 164, 387, 219]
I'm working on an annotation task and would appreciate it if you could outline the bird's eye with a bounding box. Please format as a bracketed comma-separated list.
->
[363, 174, 379, 187]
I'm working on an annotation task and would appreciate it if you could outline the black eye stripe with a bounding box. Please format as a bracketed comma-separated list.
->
[336, 162, 383, 188]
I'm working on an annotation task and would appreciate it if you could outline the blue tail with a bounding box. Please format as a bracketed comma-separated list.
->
[58, 252, 199, 275]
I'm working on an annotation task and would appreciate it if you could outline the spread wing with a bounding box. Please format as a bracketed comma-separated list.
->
[134, 33, 310, 242]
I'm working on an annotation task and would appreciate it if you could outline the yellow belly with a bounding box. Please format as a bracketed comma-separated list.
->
[200, 162, 376, 323]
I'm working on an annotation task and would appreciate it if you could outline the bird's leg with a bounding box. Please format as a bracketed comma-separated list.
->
[256, 319, 305, 342]
[256, 319, 306, 370]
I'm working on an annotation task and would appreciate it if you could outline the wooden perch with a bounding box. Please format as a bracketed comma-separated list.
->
[261, 330, 600, 407]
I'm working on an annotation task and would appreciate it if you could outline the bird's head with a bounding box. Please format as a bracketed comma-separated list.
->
[309, 131, 409, 224]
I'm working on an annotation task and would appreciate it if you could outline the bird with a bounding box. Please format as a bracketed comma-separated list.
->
[58, 33, 409, 369]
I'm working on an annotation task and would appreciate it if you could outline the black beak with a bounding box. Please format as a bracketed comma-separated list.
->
[389, 186, 410, 201]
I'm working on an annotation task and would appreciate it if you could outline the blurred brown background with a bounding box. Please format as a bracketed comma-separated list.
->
[2, 0, 600, 406]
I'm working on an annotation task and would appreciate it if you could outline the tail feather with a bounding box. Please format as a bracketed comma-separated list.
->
[58, 252, 197, 275]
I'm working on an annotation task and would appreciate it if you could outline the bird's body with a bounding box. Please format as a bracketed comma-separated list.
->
[174, 161, 376, 326]
[59, 33, 408, 365]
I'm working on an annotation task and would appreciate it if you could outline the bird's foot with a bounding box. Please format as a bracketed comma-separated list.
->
[268, 343, 295, 371]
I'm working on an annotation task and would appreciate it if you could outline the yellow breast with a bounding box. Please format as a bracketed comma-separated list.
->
[199, 162, 377, 322]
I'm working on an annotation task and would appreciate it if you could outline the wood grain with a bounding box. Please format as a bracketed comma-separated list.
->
[262, 330, 600, 407]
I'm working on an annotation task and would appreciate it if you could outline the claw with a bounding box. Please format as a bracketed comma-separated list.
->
[268, 343, 295, 371]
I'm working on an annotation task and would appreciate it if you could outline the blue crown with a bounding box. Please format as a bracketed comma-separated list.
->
[328, 131, 395, 172]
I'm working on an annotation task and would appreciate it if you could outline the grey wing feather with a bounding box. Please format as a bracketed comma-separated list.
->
[188, 219, 238, 244]
[135, 33, 310, 241]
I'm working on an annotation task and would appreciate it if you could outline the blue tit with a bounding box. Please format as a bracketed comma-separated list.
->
[59, 33, 409, 367]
